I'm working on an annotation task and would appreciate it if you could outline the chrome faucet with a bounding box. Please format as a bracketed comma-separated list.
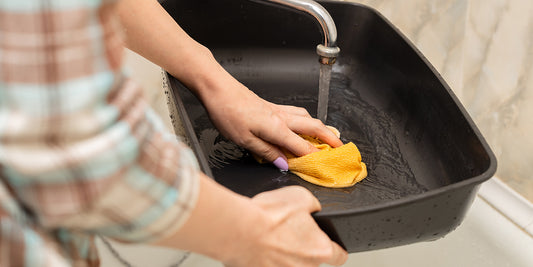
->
[252, 0, 340, 65]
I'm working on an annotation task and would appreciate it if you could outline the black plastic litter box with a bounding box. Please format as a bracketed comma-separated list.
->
[160, 0, 497, 252]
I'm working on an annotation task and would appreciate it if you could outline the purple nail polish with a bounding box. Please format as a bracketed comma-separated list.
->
[273, 157, 289, 171]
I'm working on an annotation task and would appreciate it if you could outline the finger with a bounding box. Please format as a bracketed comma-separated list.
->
[273, 104, 312, 118]
[243, 135, 288, 170]
[256, 186, 321, 213]
[325, 126, 341, 138]
[251, 114, 319, 157]
[280, 186, 322, 213]
[285, 116, 343, 148]
[258, 126, 320, 157]
[325, 242, 348, 266]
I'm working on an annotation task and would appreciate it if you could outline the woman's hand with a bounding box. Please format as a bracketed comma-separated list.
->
[225, 186, 348, 267]
[117, 0, 342, 169]
[120, 3, 347, 265]
[156, 176, 348, 267]
[201, 81, 343, 170]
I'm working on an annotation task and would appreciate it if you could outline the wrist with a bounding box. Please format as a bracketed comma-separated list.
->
[216, 196, 271, 266]
[153, 175, 267, 263]
[215, 196, 269, 264]
[183, 50, 245, 105]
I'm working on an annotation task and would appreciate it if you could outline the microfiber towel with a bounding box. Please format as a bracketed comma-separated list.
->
[283, 127, 367, 188]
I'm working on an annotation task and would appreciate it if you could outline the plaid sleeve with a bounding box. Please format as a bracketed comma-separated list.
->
[1, 182, 71, 267]
[0, 0, 200, 246]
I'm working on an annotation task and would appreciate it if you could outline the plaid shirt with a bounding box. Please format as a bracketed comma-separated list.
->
[0, 0, 200, 266]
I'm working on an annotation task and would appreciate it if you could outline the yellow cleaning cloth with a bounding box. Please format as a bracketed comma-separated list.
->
[283, 127, 367, 188]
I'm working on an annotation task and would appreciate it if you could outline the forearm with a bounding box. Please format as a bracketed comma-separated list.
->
[153, 173, 264, 263]
[117, 0, 234, 101]
[116, 0, 342, 166]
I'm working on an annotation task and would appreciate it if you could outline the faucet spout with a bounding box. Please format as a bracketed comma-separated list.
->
[253, 0, 340, 123]
[253, 0, 340, 64]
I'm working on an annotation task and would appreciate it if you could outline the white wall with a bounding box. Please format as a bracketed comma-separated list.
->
[348, 0, 533, 200]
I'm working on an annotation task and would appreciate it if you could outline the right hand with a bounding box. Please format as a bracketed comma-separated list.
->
[201, 83, 343, 170]
[223, 186, 348, 267]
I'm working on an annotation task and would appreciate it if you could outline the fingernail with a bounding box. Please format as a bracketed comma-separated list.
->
[273, 157, 289, 171]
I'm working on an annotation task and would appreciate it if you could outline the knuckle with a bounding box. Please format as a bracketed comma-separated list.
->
[317, 247, 335, 262]
[240, 138, 278, 161]
[296, 138, 317, 156]
[289, 185, 311, 196]
[290, 186, 320, 207]
[270, 113, 286, 128]
[311, 118, 325, 131]
[238, 135, 255, 148]
[273, 109, 288, 120]
[260, 147, 278, 160]
[312, 238, 335, 261]
[273, 127, 293, 143]
[297, 107, 310, 116]
[306, 142, 317, 154]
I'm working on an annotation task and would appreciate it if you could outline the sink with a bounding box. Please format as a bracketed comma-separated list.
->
[160, 0, 497, 252]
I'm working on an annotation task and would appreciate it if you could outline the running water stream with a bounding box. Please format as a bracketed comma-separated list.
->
[317, 63, 333, 122]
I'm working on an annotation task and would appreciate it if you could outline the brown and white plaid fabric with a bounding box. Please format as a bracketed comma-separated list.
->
[0, 1, 200, 266]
